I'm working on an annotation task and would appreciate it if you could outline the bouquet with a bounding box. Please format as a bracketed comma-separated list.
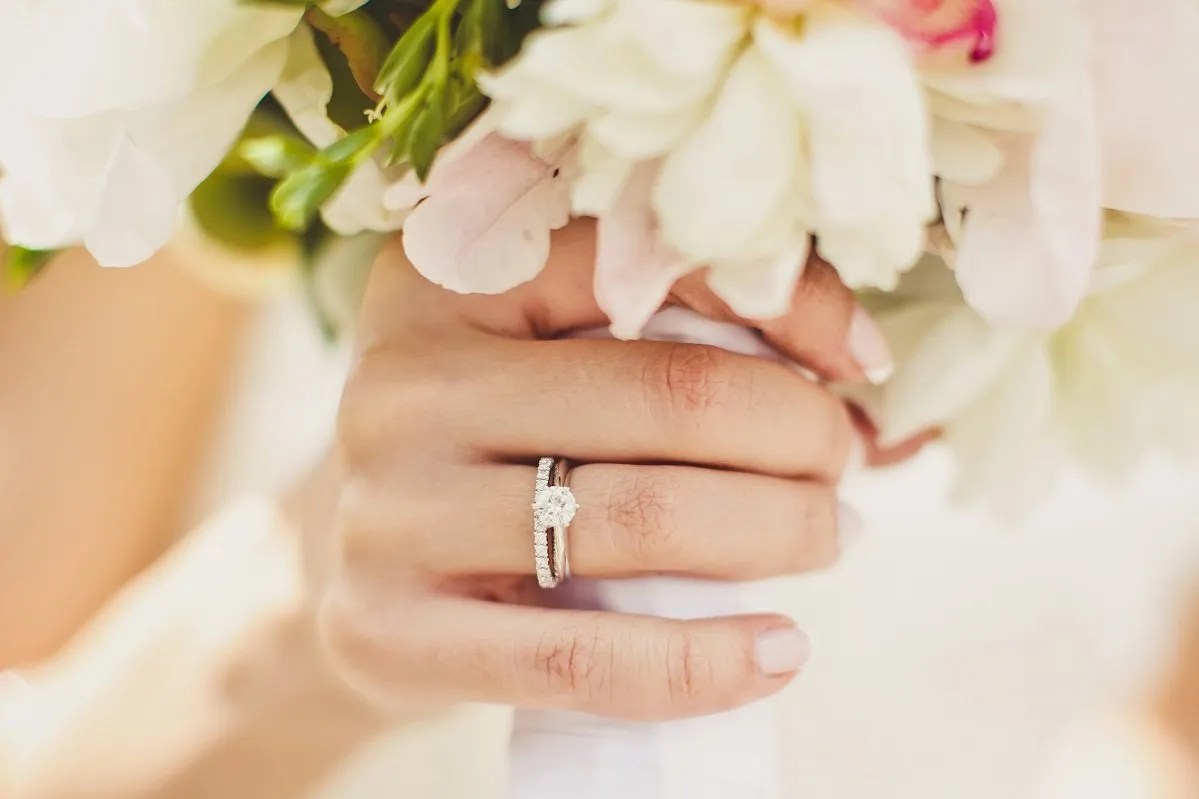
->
[2, 0, 1198, 795]
[2, 0, 1197, 507]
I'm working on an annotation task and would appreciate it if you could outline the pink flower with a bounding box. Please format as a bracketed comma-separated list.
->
[858, 0, 997, 61]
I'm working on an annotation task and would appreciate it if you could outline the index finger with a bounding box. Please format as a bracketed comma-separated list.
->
[369, 223, 893, 384]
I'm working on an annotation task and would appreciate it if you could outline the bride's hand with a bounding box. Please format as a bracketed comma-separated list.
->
[316, 221, 889, 722]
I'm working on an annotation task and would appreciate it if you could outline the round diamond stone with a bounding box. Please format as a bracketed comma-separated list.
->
[533, 486, 579, 528]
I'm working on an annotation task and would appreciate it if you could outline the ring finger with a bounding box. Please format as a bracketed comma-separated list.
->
[340, 463, 860, 581]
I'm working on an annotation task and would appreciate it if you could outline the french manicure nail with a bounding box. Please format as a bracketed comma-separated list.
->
[838, 501, 865, 549]
[755, 627, 812, 676]
[848, 307, 894, 385]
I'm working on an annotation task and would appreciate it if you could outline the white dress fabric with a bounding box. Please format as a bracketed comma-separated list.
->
[197, 293, 1199, 799]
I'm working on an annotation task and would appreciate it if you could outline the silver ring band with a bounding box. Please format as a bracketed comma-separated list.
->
[550, 458, 572, 582]
[532, 457, 577, 589]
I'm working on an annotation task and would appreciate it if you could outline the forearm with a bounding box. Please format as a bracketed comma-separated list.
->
[0, 248, 246, 665]
[3, 499, 387, 799]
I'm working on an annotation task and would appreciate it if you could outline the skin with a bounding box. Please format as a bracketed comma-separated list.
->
[0, 247, 247, 667]
[313, 220, 886, 721]
[3, 222, 923, 796]
[1157, 580, 1199, 784]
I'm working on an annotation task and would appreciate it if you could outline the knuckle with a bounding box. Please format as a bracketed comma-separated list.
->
[335, 480, 387, 574]
[648, 344, 736, 423]
[664, 631, 718, 706]
[337, 352, 443, 460]
[336, 475, 434, 577]
[337, 354, 388, 457]
[317, 583, 432, 707]
[809, 396, 853, 479]
[529, 626, 615, 702]
[603, 471, 680, 560]
[317, 587, 382, 684]
[792, 489, 841, 569]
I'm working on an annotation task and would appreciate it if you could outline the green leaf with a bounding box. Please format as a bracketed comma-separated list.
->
[3, 246, 57, 289]
[269, 162, 352, 232]
[239, 135, 317, 178]
[407, 85, 448, 181]
[373, 11, 436, 106]
[322, 124, 381, 164]
[305, 7, 390, 100]
[445, 76, 486, 139]
[190, 171, 289, 251]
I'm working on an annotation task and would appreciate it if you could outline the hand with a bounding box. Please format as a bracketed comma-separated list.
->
[314, 220, 887, 721]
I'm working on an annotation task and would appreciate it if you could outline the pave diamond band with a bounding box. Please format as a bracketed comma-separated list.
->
[532, 457, 577, 589]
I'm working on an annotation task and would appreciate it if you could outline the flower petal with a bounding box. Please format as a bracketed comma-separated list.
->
[921, 0, 1082, 107]
[755, 11, 934, 226]
[874, 300, 1025, 445]
[707, 235, 810, 320]
[83, 134, 179, 266]
[571, 138, 635, 216]
[754, 10, 934, 289]
[653, 47, 800, 262]
[381, 109, 500, 212]
[401, 135, 573, 294]
[1, 38, 289, 265]
[594, 163, 693, 339]
[930, 117, 1004, 185]
[19, 0, 301, 118]
[1090, 0, 1199, 218]
[947, 81, 1102, 328]
[946, 340, 1058, 514]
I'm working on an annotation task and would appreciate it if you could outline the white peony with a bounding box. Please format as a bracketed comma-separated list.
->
[856, 215, 1199, 514]
[920, 0, 1102, 329]
[477, 0, 935, 335]
[920, 0, 1199, 328]
[466, 0, 1199, 339]
[0, 0, 303, 266]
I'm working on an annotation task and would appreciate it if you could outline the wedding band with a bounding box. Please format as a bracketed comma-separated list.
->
[532, 457, 578, 589]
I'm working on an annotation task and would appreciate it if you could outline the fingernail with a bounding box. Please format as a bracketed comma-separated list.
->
[848, 307, 894, 384]
[755, 627, 812, 676]
[838, 501, 865, 549]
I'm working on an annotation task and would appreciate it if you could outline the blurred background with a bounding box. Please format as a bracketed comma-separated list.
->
[1, 245, 1197, 798]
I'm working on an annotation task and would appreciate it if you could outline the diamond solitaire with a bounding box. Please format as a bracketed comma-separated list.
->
[532, 457, 577, 589]
[533, 485, 578, 529]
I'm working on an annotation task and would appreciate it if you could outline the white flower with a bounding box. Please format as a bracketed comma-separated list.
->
[480, 0, 935, 336]
[856, 215, 1199, 514]
[0, 0, 302, 266]
[916, 0, 1102, 329]
[919, 0, 1199, 328]
[1089, 0, 1199, 220]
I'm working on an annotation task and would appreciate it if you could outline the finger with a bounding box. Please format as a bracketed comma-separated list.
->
[320, 591, 811, 721]
[359, 224, 610, 346]
[365, 229, 894, 389]
[846, 403, 940, 467]
[671, 257, 894, 384]
[340, 338, 854, 481]
[340, 463, 859, 580]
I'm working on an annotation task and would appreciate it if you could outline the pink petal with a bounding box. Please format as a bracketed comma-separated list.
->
[1090, 0, 1199, 218]
[595, 163, 694, 340]
[948, 83, 1101, 328]
[383, 109, 499, 212]
[401, 134, 572, 294]
[858, 0, 997, 62]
